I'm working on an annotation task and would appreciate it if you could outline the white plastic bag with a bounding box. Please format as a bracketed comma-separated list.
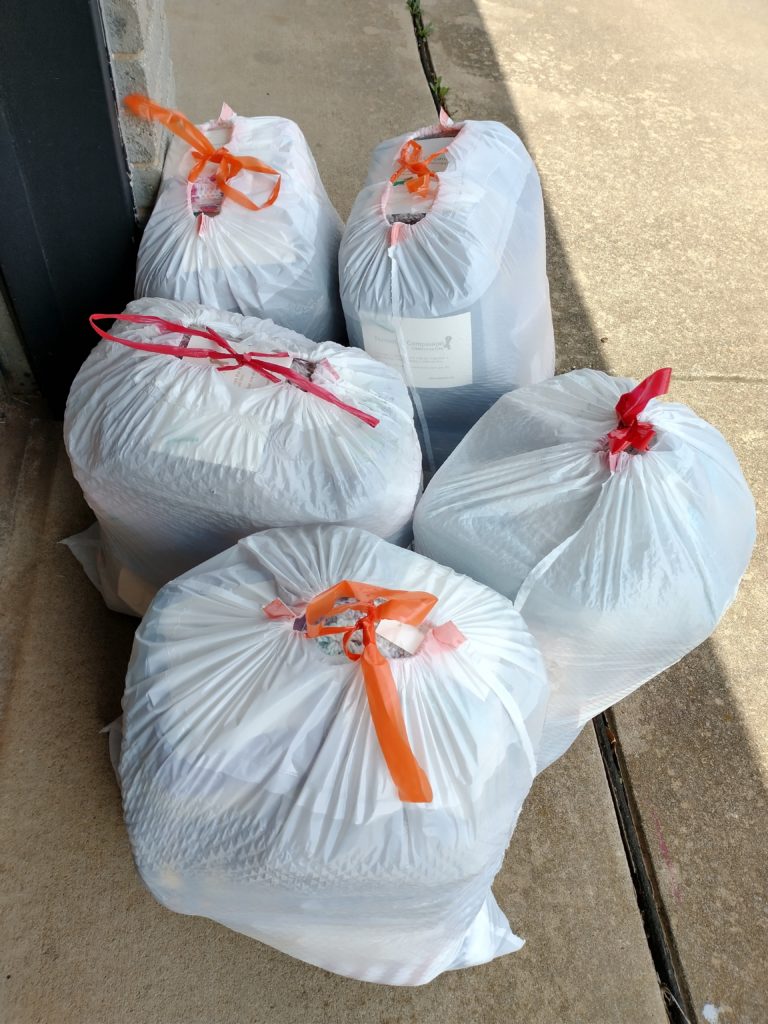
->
[414, 369, 756, 769]
[117, 525, 549, 985]
[64, 298, 421, 616]
[127, 96, 344, 342]
[339, 114, 555, 467]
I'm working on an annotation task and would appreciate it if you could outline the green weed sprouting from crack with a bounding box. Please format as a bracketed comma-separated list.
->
[431, 75, 450, 108]
[405, 1, 452, 115]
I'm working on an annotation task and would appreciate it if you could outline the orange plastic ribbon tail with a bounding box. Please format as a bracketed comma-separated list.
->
[390, 139, 448, 198]
[305, 581, 437, 803]
[124, 94, 281, 212]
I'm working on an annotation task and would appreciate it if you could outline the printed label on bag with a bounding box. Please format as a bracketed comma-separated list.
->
[360, 312, 472, 389]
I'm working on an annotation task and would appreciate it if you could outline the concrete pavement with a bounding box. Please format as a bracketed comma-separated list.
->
[165, 0, 436, 220]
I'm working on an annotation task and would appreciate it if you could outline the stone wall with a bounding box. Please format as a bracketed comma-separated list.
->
[99, 0, 175, 223]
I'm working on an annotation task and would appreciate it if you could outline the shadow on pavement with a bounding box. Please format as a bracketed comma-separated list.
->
[424, 6, 763, 1021]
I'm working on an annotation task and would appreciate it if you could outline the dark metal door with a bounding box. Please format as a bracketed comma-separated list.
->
[0, 0, 138, 415]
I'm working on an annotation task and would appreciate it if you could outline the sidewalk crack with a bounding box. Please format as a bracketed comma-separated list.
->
[405, 1, 451, 115]
[671, 374, 768, 385]
[595, 712, 698, 1024]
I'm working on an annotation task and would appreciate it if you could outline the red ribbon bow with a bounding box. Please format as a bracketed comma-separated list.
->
[124, 95, 281, 212]
[606, 367, 672, 455]
[390, 139, 448, 197]
[89, 314, 379, 428]
[305, 581, 437, 803]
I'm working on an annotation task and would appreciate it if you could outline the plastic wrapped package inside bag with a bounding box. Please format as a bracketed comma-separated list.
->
[127, 96, 344, 342]
[339, 114, 555, 468]
[64, 298, 421, 616]
[414, 368, 756, 769]
[117, 525, 550, 985]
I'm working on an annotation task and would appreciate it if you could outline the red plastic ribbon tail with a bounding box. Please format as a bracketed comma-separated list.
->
[606, 425, 633, 455]
[360, 640, 433, 804]
[608, 367, 672, 456]
[240, 358, 379, 428]
[625, 421, 656, 452]
[607, 422, 657, 456]
[88, 316, 377, 424]
[615, 367, 672, 425]
[88, 313, 233, 360]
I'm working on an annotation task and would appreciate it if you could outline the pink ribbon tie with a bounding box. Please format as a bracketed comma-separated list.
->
[89, 313, 379, 428]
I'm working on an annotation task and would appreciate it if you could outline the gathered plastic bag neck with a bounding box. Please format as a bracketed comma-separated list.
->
[89, 313, 379, 427]
[606, 367, 672, 456]
[304, 581, 437, 803]
[124, 94, 281, 212]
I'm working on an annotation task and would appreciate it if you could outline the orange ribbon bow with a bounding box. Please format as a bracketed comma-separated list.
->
[305, 581, 437, 803]
[123, 95, 281, 212]
[390, 138, 448, 197]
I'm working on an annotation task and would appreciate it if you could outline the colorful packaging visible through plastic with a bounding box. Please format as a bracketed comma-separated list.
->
[63, 299, 421, 616]
[414, 369, 756, 769]
[116, 525, 549, 985]
[128, 96, 344, 342]
[339, 115, 555, 468]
